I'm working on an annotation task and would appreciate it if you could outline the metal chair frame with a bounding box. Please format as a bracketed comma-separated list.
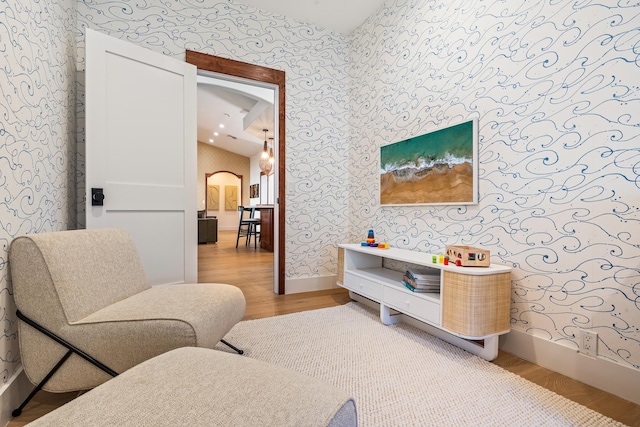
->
[236, 206, 260, 249]
[12, 310, 243, 416]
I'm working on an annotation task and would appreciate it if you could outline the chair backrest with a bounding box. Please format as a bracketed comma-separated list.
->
[238, 206, 256, 221]
[10, 228, 151, 324]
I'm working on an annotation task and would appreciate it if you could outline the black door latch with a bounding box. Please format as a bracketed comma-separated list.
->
[91, 188, 105, 206]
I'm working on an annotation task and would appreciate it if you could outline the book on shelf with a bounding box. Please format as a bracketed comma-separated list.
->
[402, 275, 439, 289]
[402, 278, 439, 293]
[406, 268, 440, 282]
[404, 269, 440, 288]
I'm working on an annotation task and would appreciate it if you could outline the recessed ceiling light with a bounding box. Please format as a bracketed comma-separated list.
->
[219, 124, 225, 128]
[209, 139, 214, 143]
[214, 132, 219, 136]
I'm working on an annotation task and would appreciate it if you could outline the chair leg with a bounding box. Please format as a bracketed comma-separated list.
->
[16, 311, 118, 377]
[236, 222, 246, 248]
[252, 223, 257, 249]
[247, 222, 257, 247]
[12, 350, 73, 417]
[220, 339, 244, 355]
[12, 310, 119, 417]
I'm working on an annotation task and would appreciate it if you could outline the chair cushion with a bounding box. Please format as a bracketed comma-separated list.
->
[26, 347, 357, 427]
[80, 283, 245, 348]
[11, 228, 150, 323]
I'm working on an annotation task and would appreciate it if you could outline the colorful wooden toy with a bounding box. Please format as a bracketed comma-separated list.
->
[366, 229, 375, 244]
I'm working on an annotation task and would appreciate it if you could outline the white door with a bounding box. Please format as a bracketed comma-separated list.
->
[85, 28, 197, 285]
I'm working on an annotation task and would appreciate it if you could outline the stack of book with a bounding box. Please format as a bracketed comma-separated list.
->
[402, 268, 440, 293]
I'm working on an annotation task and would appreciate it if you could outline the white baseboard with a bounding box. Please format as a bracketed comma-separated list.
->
[500, 328, 640, 405]
[0, 366, 31, 427]
[285, 275, 338, 294]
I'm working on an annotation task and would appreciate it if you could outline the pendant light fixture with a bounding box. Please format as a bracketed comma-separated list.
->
[267, 137, 275, 175]
[259, 129, 273, 175]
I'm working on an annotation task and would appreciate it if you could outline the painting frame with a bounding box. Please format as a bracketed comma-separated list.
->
[207, 184, 220, 211]
[379, 118, 479, 206]
[224, 185, 238, 211]
[250, 183, 259, 199]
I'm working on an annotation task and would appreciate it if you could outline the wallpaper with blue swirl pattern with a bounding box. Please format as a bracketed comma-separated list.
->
[0, 0, 76, 382]
[350, 0, 640, 369]
[2, 0, 638, 386]
[75, 0, 351, 280]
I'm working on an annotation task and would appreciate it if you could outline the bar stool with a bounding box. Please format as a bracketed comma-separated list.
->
[236, 206, 260, 249]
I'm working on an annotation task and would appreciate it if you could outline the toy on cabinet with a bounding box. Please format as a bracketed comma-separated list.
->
[360, 229, 390, 249]
[366, 229, 375, 244]
[445, 245, 490, 267]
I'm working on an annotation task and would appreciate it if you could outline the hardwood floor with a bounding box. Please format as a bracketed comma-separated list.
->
[8, 230, 640, 426]
[198, 231, 353, 320]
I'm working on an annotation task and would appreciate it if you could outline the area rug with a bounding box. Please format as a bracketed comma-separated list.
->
[217, 302, 624, 426]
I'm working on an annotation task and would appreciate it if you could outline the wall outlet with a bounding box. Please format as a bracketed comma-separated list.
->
[579, 329, 598, 357]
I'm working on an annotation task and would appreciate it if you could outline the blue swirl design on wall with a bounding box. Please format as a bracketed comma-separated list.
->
[4, 0, 637, 381]
[349, 0, 640, 369]
[0, 0, 76, 382]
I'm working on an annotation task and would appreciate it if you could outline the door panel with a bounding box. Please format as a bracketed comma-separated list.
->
[106, 211, 186, 285]
[85, 28, 197, 285]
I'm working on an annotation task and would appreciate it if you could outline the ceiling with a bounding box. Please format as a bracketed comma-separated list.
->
[197, 0, 386, 157]
[197, 75, 275, 158]
[237, 0, 387, 35]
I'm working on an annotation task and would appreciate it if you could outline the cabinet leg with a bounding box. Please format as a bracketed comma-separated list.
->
[478, 335, 500, 361]
[380, 304, 402, 325]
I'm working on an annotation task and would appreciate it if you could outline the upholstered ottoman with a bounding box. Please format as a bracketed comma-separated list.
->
[26, 347, 357, 426]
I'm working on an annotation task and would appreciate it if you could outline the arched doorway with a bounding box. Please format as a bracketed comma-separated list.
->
[205, 171, 243, 230]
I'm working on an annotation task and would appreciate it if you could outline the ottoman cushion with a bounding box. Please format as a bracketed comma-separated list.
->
[26, 347, 357, 427]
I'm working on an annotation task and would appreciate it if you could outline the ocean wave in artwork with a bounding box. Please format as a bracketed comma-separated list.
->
[381, 153, 471, 182]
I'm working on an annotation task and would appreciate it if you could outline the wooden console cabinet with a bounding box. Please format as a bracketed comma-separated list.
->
[337, 244, 511, 360]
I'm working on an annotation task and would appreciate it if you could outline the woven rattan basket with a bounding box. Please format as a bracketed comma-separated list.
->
[442, 271, 511, 337]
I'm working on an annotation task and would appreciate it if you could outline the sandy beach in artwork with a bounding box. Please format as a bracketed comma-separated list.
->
[380, 161, 473, 204]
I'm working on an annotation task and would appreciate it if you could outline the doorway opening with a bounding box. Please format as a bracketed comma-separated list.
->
[188, 50, 285, 294]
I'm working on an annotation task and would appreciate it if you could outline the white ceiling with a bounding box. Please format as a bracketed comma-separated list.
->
[236, 0, 387, 35]
[198, 0, 386, 157]
[197, 75, 275, 158]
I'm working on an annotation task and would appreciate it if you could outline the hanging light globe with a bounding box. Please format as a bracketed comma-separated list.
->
[258, 129, 273, 175]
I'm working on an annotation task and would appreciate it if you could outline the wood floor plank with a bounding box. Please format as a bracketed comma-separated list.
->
[8, 230, 639, 426]
[492, 351, 640, 426]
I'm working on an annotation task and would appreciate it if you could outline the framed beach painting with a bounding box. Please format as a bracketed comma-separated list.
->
[380, 118, 478, 206]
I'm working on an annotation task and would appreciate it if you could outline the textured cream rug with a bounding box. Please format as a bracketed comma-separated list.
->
[218, 303, 624, 426]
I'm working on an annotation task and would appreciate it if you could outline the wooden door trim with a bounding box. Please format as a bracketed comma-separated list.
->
[186, 50, 285, 294]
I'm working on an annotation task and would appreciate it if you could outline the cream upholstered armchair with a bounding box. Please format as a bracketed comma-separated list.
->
[9, 228, 246, 415]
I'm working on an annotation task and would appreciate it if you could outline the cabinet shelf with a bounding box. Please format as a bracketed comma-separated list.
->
[337, 243, 511, 361]
[347, 267, 441, 303]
